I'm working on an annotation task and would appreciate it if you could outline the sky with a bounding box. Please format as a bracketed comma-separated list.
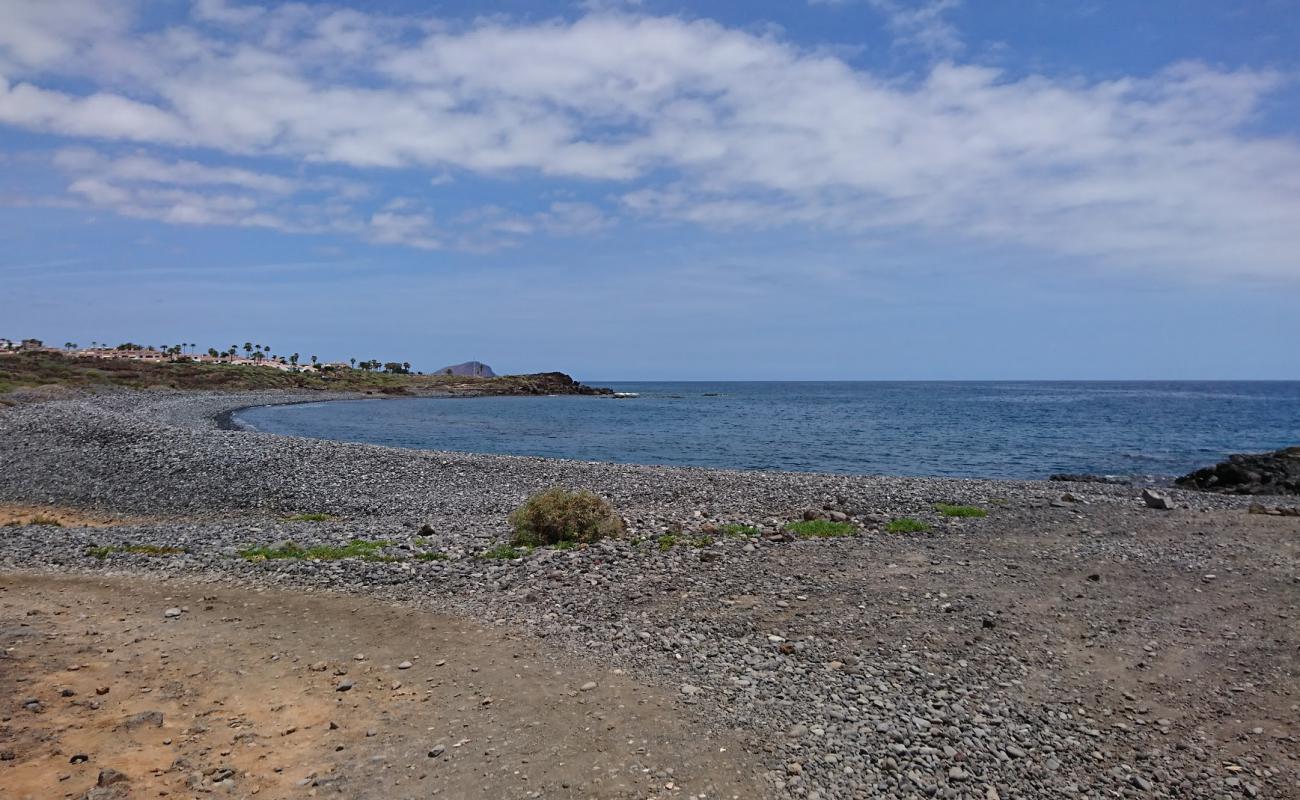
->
[1, 0, 1298, 380]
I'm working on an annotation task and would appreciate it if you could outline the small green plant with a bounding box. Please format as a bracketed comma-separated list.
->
[413, 551, 449, 561]
[786, 519, 856, 538]
[719, 523, 760, 538]
[509, 488, 625, 547]
[286, 512, 333, 522]
[480, 543, 528, 560]
[886, 517, 930, 533]
[240, 539, 395, 562]
[690, 535, 713, 548]
[935, 504, 987, 518]
[551, 539, 577, 551]
[657, 533, 680, 551]
[87, 544, 185, 558]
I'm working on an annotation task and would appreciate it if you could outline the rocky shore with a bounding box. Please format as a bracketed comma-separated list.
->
[2, 391, 1298, 799]
[1177, 446, 1300, 496]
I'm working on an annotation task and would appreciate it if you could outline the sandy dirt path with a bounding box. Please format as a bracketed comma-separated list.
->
[0, 573, 762, 800]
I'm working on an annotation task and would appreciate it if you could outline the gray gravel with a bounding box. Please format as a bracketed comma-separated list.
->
[2, 390, 1297, 800]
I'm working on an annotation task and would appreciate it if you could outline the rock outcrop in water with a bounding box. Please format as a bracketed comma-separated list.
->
[445, 372, 612, 397]
[1176, 446, 1300, 495]
[437, 361, 496, 377]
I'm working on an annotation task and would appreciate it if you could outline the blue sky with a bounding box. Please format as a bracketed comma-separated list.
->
[1, 0, 1298, 380]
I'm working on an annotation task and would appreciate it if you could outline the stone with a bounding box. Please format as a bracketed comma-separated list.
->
[397, 660, 413, 670]
[97, 768, 130, 787]
[579, 681, 598, 692]
[335, 679, 354, 692]
[1141, 489, 1174, 510]
[163, 607, 183, 618]
[428, 745, 446, 758]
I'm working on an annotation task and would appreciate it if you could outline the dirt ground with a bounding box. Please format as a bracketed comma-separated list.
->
[0, 574, 761, 800]
[0, 506, 141, 528]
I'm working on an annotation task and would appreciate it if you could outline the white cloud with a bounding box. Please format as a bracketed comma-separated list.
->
[0, 3, 1297, 278]
[868, 0, 963, 56]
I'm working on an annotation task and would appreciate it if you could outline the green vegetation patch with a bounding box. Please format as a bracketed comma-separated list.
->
[935, 504, 987, 518]
[657, 533, 680, 551]
[786, 519, 857, 538]
[240, 539, 397, 562]
[480, 543, 530, 560]
[412, 551, 449, 561]
[886, 517, 931, 533]
[508, 487, 626, 547]
[285, 513, 334, 522]
[719, 523, 760, 538]
[87, 544, 186, 559]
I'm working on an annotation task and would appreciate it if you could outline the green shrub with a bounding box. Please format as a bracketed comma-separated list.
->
[286, 513, 333, 522]
[886, 517, 930, 533]
[786, 519, 856, 538]
[657, 533, 680, 551]
[508, 488, 625, 547]
[935, 504, 986, 518]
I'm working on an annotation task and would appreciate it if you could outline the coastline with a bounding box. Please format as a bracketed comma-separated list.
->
[2, 390, 1298, 799]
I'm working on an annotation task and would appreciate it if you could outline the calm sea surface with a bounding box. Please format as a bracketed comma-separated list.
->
[234, 382, 1300, 480]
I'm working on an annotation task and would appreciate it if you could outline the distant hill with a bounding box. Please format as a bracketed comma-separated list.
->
[437, 361, 496, 377]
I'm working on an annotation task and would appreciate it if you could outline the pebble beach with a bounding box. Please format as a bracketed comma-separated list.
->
[2, 390, 1298, 799]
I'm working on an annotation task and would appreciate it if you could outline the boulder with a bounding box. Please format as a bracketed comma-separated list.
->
[1176, 446, 1300, 495]
[1141, 489, 1174, 510]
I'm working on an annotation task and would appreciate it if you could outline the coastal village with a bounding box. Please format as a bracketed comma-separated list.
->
[0, 337, 426, 375]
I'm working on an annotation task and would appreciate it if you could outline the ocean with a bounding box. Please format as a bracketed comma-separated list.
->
[233, 381, 1300, 480]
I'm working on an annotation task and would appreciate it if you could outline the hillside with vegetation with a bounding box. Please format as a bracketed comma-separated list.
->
[0, 351, 609, 400]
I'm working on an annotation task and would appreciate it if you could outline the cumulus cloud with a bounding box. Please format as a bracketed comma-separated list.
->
[0, 2, 1297, 278]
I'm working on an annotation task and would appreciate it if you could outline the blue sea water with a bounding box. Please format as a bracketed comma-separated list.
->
[234, 381, 1300, 480]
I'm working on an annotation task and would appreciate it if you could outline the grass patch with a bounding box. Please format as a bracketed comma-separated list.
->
[657, 533, 680, 551]
[285, 512, 333, 522]
[886, 517, 930, 533]
[240, 539, 397, 562]
[719, 523, 760, 538]
[509, 487, 625, 547]
[480, 543, 529, 560]
[87, 544, 185, 558]
[935, 504, 987, 518]
[786, 519, 856, 538]
[551, 539, 577, 551]
[27, 515, 64, 527]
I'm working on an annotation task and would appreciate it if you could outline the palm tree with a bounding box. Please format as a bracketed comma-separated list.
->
[350, 358, 356, 368]
[243, 342, 253, 356]
[310, 355, 318, 365]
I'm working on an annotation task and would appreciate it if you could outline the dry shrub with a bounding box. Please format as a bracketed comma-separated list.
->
[509, 488, 625, 546]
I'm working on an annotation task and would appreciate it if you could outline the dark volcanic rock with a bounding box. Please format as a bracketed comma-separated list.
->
[1176, 446, 1300, 495]
[437, 361, 496, 377]
[1048, 473, 1130, 485]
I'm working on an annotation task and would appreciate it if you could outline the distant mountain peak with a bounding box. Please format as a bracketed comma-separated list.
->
[438, 360, 496, 377]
